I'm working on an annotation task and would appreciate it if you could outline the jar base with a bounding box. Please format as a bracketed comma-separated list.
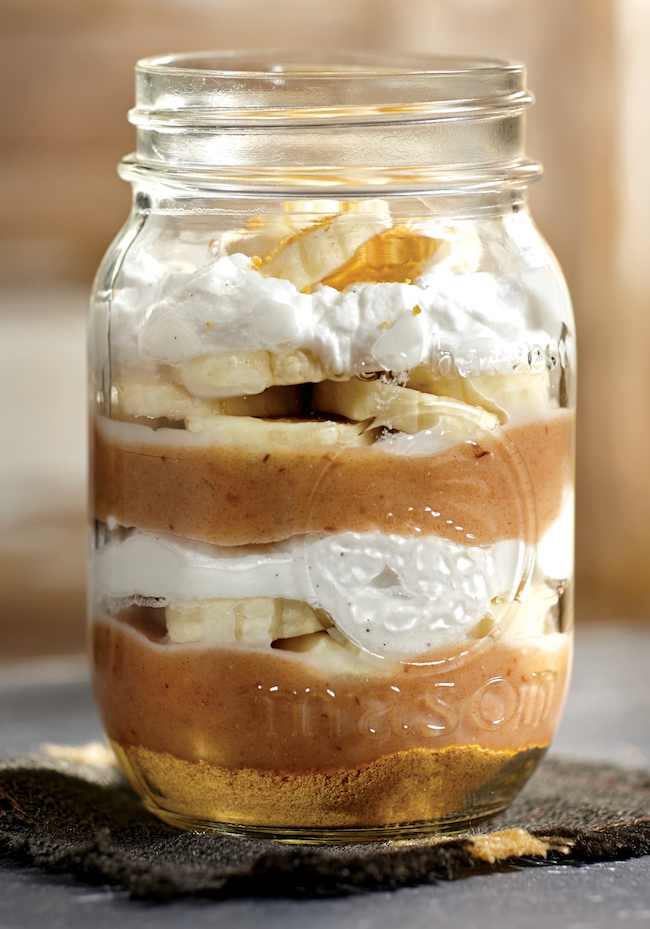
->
[141, 800, 510, 843]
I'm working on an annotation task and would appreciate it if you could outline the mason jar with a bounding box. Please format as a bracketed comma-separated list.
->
[89, 50, 575, 842]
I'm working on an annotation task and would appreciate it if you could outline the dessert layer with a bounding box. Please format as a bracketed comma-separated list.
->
[93, 409, 572, 547]
[95, 529, 525, 656]
[91, 618, 571, 772]
[113, 741, 525, 828]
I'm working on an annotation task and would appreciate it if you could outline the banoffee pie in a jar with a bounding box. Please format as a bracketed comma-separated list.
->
[89, 50, 575, 842]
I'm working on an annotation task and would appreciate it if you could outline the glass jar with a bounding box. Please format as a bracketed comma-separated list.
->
[89, 50, 575, 842]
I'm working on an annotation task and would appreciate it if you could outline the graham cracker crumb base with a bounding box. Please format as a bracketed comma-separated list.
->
[112, 741, 536, 828]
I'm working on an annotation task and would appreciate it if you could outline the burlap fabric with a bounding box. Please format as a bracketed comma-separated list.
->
[2, 751, 649, 901]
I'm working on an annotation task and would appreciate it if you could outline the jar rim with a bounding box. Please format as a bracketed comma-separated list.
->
[136, 49, 523, 80]
[132, 49, 532, 124]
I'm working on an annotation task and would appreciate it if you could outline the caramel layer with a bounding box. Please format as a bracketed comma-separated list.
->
[93, 410, 572, 546]
[92, 619, 571, 773]
[113, 741, 521, 828]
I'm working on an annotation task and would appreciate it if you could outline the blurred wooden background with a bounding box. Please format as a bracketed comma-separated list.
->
[1, 0, 648, 658]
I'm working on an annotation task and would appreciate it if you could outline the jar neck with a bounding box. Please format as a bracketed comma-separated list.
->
[128, 187, 531, 221]
[121, 50, 542, 198]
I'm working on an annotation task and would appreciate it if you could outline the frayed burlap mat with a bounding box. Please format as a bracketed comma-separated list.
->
[2, 747, 650, 901]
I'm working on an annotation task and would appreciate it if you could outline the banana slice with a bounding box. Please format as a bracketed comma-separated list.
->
[177, 351, 274, 398]
[468, 612, 500, 640]
[114, 378, 303, 421]
[273, 599, 333, 638]
[166, 611, 204, 644]
[427, 225, 483, 274]
[272, 630, 347, 655]
[221, 201, 342, 260]
[312, 377, 499, 435]
[115, 379, 207, 422]
[408, 366, 503, 418]
[502, 583, 560, 639]
[167, 598, 274, 647]
[320, 227, 442, 290]
[261, 208, 392, 291]
[184, 412, 373, 447]
[224, 215, 318, 261]
[407, 365, 550, 422]
[464, 582, 560, 645]
[176, 349, 333, 398]
[270, 349, 333, 386]
[166, 597, 326, 647]
[467, 372, 550, 420]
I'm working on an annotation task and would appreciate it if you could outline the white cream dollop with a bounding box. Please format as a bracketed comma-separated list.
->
[128, 253, 567, 379]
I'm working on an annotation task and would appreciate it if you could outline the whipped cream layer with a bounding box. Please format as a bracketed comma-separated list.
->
[95, 528, 531, 658]
[111, 250, 568, 381]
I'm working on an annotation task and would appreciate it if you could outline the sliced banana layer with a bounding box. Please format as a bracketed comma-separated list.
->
[176, 349, 335, 398]
[114, 378, 303, 422]
[166, 597, 328, 647]
[261, 208, 392, 291]
[115, 366, 549, 431]
[312, 377, 499, 436]
[184, 413, 373, 447]
[114, 377, 371, 447]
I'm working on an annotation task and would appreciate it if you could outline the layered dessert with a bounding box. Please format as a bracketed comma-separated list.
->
[90, 201, 574, 837]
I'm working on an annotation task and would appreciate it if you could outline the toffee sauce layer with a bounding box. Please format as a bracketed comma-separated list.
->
[93, 410, 573, 547]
